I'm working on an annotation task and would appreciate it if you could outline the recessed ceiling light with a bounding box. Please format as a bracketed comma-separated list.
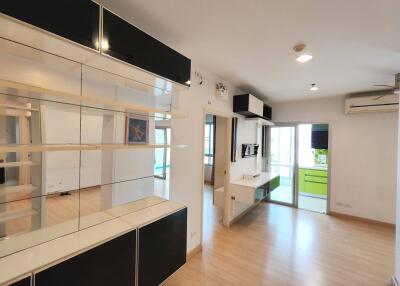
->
[310, 83, 319, 91]
[297, 54, 313, 63]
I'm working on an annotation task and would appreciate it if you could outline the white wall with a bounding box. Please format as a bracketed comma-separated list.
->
[395, 107, 400, 282]
[272, 96, 398, 224]
[170, 66, 262, 252]
[214, 117, 227, 189]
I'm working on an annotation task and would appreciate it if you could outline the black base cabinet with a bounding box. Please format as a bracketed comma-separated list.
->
[138, 208, 187, 286]
[15, 208, 187, 286]
[35, 230, 136, 286]
[8, 276, 31, 286]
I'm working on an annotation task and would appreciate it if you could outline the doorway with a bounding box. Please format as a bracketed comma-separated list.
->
[202, 111, 231, 242]
[268, 123, 329, 213]
[297, 124, 328, 213]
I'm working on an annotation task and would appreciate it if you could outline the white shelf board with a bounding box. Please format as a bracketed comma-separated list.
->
[0, 161, 39, 168]
[0, 143, 187, 153]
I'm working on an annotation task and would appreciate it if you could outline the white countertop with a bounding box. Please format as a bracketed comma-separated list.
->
[0, 198, 185, 285]
[299, 165, 328, 171]
[232, 172, 280, 188]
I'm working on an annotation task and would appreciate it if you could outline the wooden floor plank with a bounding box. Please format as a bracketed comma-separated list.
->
[164, 187, 394, 286]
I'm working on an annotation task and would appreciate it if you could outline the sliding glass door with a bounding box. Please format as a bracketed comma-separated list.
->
[268, 125, 296, 206]
[268, 123, 329, 213]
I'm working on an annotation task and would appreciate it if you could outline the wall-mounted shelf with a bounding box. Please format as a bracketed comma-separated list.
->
[0, 144, 187, 153]
[0, 79, 187, 119]
[0, 103, 39, 112]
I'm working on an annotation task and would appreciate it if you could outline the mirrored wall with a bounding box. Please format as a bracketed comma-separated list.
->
[0, 37, 177, 258]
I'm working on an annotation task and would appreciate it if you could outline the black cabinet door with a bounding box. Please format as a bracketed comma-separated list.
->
[35, 230, 136, 286]
[138, 208, 187, 286]
[9, 276, 31, 286]
[103, 9, 191, 86]
[0, 0, 100, 50]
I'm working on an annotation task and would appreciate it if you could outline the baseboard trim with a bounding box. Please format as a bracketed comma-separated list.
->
[392, 275, 399, 286]
[187, 244, 202, 260]
[330, 211, 395, 228]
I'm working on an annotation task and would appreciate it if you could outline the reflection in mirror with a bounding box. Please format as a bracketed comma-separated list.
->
[79, 177, 163, 230]
[0, 193, 79, 258]
[0, 35, 175, 259]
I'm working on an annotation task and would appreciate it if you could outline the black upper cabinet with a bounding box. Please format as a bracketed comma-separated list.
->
[103, 9, 191, 86]
[263, 104, 272, 120]
[0, 0, 100, 50]
[311, 124, 329, 150]
[234, 94, 272, 121]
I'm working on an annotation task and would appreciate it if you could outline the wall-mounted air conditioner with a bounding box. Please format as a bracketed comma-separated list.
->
[345, 94, 399, 114]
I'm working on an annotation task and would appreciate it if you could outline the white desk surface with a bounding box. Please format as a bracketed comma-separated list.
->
[0, 198, 185, 285]
[232, 172, 280, 188]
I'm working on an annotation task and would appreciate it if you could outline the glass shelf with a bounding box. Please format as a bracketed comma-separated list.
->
[0, 79, 186, 119]
[0, 143, 185, 153]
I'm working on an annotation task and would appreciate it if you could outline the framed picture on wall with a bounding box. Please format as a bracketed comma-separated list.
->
[125, 115, 149, 144]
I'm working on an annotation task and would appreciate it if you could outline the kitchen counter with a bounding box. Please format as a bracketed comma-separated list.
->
[299, 165, 328, 171]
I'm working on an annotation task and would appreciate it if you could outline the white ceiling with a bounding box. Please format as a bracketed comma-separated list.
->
[102, 0, 400, 102]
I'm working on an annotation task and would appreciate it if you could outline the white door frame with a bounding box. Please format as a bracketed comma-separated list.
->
[199, 108, 232, 249]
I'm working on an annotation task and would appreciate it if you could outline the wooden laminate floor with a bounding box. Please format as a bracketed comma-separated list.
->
[164, 186, 395, 286]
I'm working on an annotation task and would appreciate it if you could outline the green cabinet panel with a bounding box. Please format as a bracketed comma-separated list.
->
[299, 168, 327, 196]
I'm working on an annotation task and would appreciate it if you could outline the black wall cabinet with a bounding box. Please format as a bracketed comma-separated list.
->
[231, 117, 238, 162]
[103, 9, 191, 86]
[0, 0, 100, 50]
[35, 230, 136, 286]
[8, 276, 31, 286]
[263, 104, 272, 120]
[311, 124, 329, 150]
[138, 208, 187, 286]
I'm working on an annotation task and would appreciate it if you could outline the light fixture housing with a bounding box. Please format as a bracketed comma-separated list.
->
[296, 54, 313, 63]
[310, 84, 319, 91]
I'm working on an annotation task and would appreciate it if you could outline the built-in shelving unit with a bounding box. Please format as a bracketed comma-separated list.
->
[0, 6, 189, 283]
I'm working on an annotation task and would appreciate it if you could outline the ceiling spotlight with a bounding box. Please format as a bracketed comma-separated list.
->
[310, 84, 319, 91]
[296, 54, 313, 63]
[293, 43, 312, 63]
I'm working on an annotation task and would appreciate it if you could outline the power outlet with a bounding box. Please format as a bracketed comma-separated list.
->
[344, 203, 352, 208]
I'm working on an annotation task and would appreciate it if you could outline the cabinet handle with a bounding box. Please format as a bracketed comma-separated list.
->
[305, 174, 327, 178]
[304, 180, 327, 185]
